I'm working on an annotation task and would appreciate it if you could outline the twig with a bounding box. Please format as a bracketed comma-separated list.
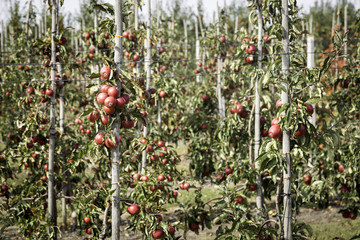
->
[293, 234, 309, 239]
[22, 193, 47, 202]
[99, 200, 111, 240]
[258, 219, 278, 237]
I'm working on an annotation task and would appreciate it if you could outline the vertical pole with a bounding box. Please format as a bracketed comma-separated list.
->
[217, 2, 225, 118]
[234, 16, 238, 35]
[82, 18, 85, 50]
[141, 0, 151, 174]
[44, 9, 47, 35]
[331, 12, 335, 37]
[56, 0, 67, 228]
[134, 0, 143, 172]
[281, 0, 292, 239]
[301, 19, 305, 42]
[195, 18, 200, 83]
[309, 15, 313, 35]
[94, 8, 99, 55]
[183, 19, 188, 59]
[255, 0, 264, 211]
[156, 0, 162, 131]
[40, 20, 43, 37]
[134, 0, 139, 30]
[307, 35, 315, 127]
[344, 4, 348, 62]
[4, 22, 7, 46]
[198, 15, 205, 38]
[48, 0, 58, 238]
[1, 21, 4, 58]
[94, 8, 100, 85]
[112, 0, 123, 239]
[9, 26, 14, 45]
[25, 0, 32, 38]
[335, 0, 340, 79]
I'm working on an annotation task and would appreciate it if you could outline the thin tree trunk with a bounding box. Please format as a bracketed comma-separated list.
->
[281, 0, 292, 239]
[112, 1, 123, 239]
[141, 0, 152, 174]
[255, 0, 264, 211]
[48, 0, 58, 238]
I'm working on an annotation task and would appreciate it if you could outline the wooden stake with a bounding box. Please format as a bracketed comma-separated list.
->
[281, 0, 292, 239]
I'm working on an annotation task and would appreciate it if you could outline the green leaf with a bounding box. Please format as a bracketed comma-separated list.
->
[305, 98, 321, 105]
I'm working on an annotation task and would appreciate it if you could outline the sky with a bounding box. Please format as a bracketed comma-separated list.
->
[1, 0, 359, 31]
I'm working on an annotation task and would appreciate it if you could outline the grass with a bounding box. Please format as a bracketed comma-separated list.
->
[311, 218, 360, 240]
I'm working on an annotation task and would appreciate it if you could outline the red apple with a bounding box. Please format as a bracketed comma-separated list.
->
[84, 216, 91, 224]
[268, 125, 282, 139]
[94, 133, 104, 145]
[152, 229, 164, 239]
[303, 174, 311, 185]
[97, 93, 108, 105]
[100, 66, 111, 80]
[294, 125, 306, 137]
[127, 204, 140, 215]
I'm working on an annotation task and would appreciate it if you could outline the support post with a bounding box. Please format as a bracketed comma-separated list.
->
[183, 19, 188, 59]
[141, 0, 152, 174]
[255, 0, 264, 211]
[156, 0, 162, 131]
[335, 0, 340, 79]
[344, 4, 348, 63]
[307, 35, 316, 127]
[281, 0, 292, 239]
[48, 0, 58, 238]
[112, 0, 123, 239]
[216, 2, 225, 118]
[195, 18, 200, 83]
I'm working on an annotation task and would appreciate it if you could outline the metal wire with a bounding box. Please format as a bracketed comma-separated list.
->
[0, 50, 350, 66]
[0, 65, 354, 85]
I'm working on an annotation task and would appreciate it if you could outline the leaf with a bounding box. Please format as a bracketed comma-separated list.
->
[305, 98, 321, 105]
[89, 73, 101, 79]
